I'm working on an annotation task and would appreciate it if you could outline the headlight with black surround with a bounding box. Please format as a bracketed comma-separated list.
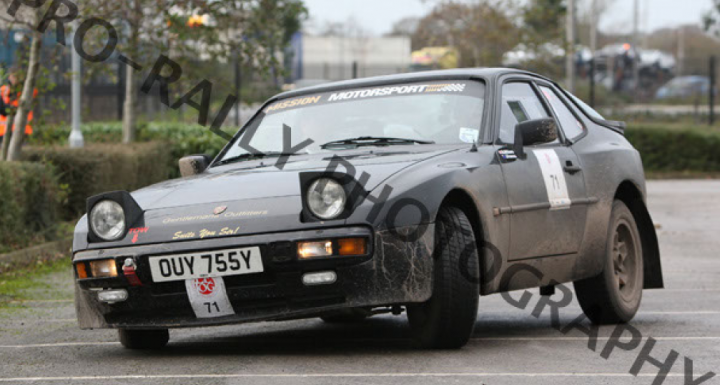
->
[307, 178, 347, 220]
[90, 200, 126, 241]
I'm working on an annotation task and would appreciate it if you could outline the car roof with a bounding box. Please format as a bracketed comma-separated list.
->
[274, 68, 552, 101]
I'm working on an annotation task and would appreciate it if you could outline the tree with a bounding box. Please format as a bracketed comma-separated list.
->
[387, 17, 419, 37]
[0, 2, 45, 161]
[412, 0, 519, 68]
[75, 0, 306, 143]
[510, 0, 566, 77]
[703, 0, 720, 37]
[387, 17, 424, 50]
[522, 0, 566, 47]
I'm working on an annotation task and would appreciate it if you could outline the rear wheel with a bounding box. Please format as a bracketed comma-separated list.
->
[118, 329, 169, 350]
[574, 200, 644, 324]
[407, 206, 479, 349]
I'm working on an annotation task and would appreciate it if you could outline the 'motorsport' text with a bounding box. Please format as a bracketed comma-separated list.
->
[327, 83, 467, 102]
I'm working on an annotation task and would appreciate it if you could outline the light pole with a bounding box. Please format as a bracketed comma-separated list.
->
[566, 0, 576, 93]
[69, 22, 83, 148]
[590, 0, 598, 106]
[632, 0, 640, 99]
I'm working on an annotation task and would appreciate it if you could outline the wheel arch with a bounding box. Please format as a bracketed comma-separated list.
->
[438, 188, 491, 293]
[614, 180, 664, 289]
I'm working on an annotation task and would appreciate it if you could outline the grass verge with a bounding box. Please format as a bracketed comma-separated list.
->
[0, 258, 72, 307]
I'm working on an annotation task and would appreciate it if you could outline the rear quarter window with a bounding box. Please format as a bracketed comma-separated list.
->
[566, 91, 605, 121]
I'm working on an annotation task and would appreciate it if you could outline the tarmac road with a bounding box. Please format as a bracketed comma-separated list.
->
[1, 180, 718, 385]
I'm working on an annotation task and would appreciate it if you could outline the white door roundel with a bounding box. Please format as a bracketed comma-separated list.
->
[533, 149, 571, 210]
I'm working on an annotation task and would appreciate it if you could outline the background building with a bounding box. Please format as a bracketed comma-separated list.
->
[287, 33, 411, 82]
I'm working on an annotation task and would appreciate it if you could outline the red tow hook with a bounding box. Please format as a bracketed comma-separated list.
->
[122, 258, 143, 286]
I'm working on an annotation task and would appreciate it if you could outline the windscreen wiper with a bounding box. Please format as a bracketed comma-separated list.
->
[320, 136, 435, 149]
[214, 151, 307, 166]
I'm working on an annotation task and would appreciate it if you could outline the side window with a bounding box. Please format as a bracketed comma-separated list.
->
[498, 82, 551, 144]
[539, 86, 585, 140]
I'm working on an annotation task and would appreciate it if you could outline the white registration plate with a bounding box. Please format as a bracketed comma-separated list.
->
[149, 247, 263, 283]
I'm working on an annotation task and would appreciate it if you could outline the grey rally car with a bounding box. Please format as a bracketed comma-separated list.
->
[73, 68, 662, 349]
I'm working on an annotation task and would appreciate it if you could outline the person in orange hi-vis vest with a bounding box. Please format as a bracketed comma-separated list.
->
[0, 70, 37, 141]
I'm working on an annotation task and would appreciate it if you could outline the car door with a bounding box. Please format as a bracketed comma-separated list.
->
[496, 80, 589, 261]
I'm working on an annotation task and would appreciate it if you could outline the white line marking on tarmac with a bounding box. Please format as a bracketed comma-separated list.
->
[2, 311, 718, 327]
[478, 310, 720, 315]
[3, 336, 720, 349]
[641, 311, 720, 315]
[0, 342, 117, 349]
[471, 336, 720, 341]
[4, 319, 75, 323]
[661, 288, 720, 292]
[0, 373, 688, 382]
[6, 300, 73, 304]
[2, 310, 716, 326]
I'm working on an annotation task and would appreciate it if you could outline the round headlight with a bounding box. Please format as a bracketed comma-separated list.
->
[90, 200, 126, 241]
[307, 178, 347, 220]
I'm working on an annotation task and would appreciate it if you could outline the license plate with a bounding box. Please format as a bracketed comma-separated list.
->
[149, 247, 263, 283]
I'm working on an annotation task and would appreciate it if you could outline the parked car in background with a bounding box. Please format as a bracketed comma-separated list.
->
[655, 76, 711, 100]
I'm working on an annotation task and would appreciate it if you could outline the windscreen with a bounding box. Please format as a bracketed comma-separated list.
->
[220, 80, 486, 160]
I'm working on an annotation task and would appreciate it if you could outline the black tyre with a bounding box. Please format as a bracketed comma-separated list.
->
[118, 329, 169, 350]
[407, 206, 479, 349]
[320, 308, 370, 324]
[574, 200, 644, 324]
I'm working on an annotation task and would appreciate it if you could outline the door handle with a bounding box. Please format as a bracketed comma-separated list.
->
[563, 161, 582, 174]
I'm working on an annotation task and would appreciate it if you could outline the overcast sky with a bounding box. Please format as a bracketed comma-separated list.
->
[303, 0, 713, 36]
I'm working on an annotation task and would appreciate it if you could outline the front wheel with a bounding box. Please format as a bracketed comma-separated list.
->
[407, 206, 479, 349]
[118, 329, 169, 350]
[574, 200, 644, 324]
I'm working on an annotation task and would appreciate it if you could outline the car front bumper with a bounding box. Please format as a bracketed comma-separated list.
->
[73, 225, 434, 329]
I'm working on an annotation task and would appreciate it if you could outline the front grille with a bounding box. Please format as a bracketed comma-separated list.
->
[150, 271, 276, 295]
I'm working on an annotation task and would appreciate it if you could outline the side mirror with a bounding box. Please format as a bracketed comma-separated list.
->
[179, 155, 212, 177]
[513, 118, 558, 159]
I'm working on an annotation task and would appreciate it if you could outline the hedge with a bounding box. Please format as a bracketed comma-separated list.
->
[29, 121, 230, 164]
[24, 120, 720, 174]
[625, 126, 720, 172]
[23, 142, 173, 219]
[0, 162, 61, 253]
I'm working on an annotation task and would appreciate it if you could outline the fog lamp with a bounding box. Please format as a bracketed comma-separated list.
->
[298, 240, 333, 259]
[338, 238, 367, 256]
[302, 271, 337, 286]
[89, 259, 118, 278]
[97, 289, 128, 303]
